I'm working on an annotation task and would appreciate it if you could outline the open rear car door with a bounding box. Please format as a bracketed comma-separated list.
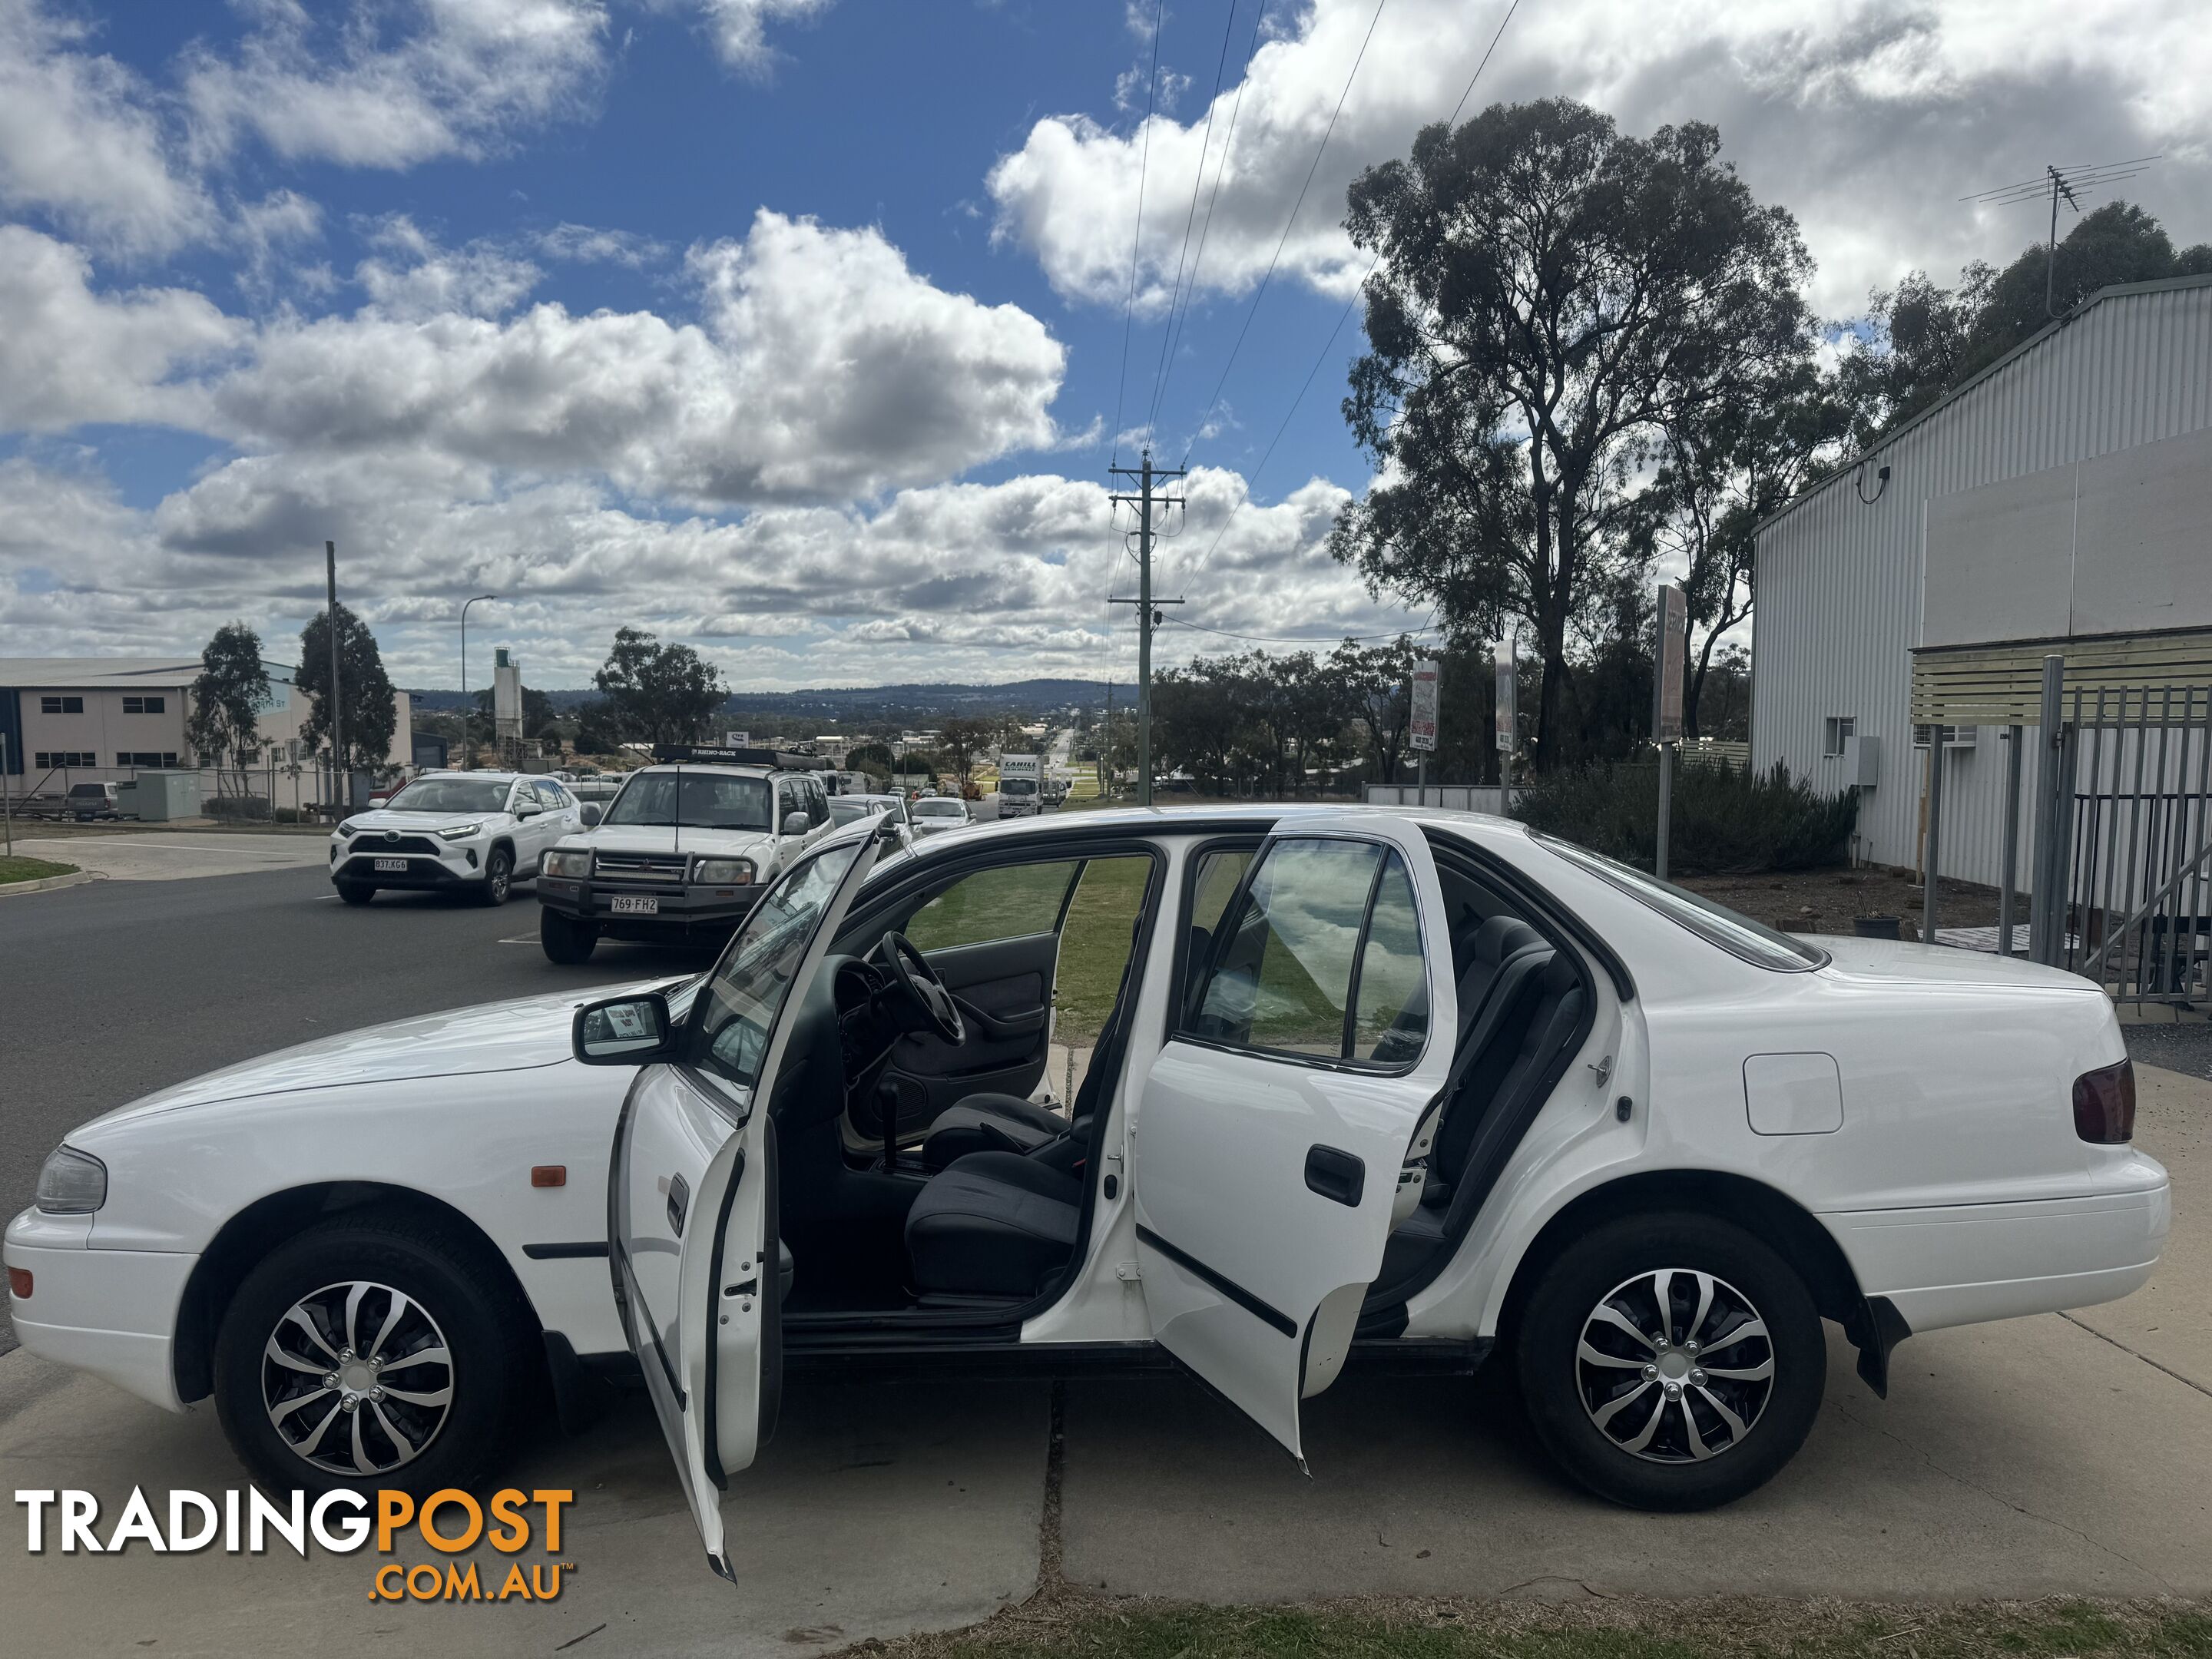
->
[1131, 813, 1459, 1466]
[595, 819, 892, 1578]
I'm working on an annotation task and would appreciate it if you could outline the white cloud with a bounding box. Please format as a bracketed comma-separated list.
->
[180, 210, 1064, 504]
[183, 0, 610, 171]
[684, 0, 835, 73]
[0, 227, 242, 430]
[0, 0, 214, 255]
[988, 0, 2212, 317]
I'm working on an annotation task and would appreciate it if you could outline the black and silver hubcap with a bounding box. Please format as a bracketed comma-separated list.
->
[1575, 1267, 1775, 1463]
[261, 1280, 455, 1475]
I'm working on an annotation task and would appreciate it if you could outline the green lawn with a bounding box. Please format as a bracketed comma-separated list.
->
[845, 1596, 2212, 1659]
[0, 855, 77, 886]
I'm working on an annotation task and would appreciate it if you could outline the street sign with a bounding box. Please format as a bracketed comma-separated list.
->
[724, 730, 750, 748]
[1409, 661, 1440, 753]
[1653, 584, 1687, 743]
[1495, 643, 1516, 753]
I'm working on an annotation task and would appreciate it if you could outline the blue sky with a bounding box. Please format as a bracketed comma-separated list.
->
[2, 0, 2205, 688]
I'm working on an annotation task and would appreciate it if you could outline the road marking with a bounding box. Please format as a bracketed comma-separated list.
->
[500, 933, 541, 945]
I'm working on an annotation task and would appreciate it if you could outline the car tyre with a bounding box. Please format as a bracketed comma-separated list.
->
[334, 881, 375, 906]
[540, 907, 598, 964]
[478, 846, 513, 906]
[1513, 1211, 1824, 1512]
[213, 1212, 538, 1498]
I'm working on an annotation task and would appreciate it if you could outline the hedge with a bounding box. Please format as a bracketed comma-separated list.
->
[1516, 759, 1856, 875]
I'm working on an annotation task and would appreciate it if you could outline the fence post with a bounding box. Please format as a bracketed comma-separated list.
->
[1655, 740, 1675, 882]
[1924, 733, 1946, 942]
[1998, 724, 2024, 955]
[2028, 655, 2068, 964]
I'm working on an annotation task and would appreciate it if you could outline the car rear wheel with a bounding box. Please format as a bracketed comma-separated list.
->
[540, 907, 598, 964]
[478, 846, 513, 906]
[1513, 1212, 1825, 1512]
[334, 881, 374, 906]
[212, 1213, 538, 1497]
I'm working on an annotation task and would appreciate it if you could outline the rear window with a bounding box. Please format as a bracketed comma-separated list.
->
[1533, 835, 1827, 972]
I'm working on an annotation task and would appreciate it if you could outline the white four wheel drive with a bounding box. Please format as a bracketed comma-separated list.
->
[534, 761, 834, 963]
[327, 771, 588, 906]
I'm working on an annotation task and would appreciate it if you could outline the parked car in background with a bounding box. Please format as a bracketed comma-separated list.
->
[827, 792, 911, 830]
[7, 806, 2166, 1529]
[65, 781, 124, 821]
[535, 760, 833, 964]
[327, 772, 588, 906]
[908, 795, 970, 836]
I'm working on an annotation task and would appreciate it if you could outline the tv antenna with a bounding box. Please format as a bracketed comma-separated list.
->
[1962, 157, 2161, 317]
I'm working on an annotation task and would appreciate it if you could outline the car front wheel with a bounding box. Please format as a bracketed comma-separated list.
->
[1513, 1212, 1825, 1512]
[478, 846, 513, 906]
[334, 881, 374, 906]
[540, 907, 597, 964]
[212, 1213, 537, 1496]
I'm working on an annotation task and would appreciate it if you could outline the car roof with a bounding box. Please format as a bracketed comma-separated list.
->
[413, 770, 527, 783]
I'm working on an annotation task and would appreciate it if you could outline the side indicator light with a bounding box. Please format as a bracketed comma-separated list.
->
[531, 1165, 567, 1188]
[7, 1267, 30, 1300]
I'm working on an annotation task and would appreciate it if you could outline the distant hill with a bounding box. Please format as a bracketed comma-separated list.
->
[407, 678, 1112, 722]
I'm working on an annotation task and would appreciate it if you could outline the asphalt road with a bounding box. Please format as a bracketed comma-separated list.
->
[0, 865, 710, 1352]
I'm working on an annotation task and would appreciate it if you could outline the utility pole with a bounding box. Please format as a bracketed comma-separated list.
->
[326, 541, 345, 813]
[459, 594, 497, 770]
[1108, 448, 1184, 806]
[1101, 678, 1113, 798]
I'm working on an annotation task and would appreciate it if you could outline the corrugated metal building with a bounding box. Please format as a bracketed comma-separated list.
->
[1750, 273, 2212, 886]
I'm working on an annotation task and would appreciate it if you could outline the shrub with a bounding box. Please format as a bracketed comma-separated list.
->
[274, 806, 300, 824]
[1518, 759, 1856, 875]
[204, 795, 273, 822]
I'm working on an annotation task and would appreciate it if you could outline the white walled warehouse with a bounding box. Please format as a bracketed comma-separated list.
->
[1751, 274, 2212, 888]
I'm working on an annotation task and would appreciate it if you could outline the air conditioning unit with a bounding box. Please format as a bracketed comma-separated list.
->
[1912, 724, 1979, 750]
[1840, 733, 1882, 788]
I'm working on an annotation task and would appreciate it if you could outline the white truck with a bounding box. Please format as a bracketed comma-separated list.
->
[997, 752, 1043, 816]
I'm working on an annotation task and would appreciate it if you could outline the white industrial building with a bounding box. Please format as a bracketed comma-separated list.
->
[1751, 273, 2212, 889]
[0, 657, 413, 810]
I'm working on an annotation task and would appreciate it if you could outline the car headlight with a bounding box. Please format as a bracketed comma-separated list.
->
[543, 848, 593, 879]
[435, 822, 483, 841]
[35, 1146, 107, 1214]
[691, 857, 755, 885]
[336, 819, 361, 837]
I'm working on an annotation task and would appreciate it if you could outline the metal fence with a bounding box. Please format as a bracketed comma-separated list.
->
[1363, 783, 1523, 813]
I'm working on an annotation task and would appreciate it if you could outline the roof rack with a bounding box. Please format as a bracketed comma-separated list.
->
[651, 744, 829, 770]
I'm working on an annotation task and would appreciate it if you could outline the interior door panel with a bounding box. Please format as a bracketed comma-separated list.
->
[869, 931, 1060, 1133]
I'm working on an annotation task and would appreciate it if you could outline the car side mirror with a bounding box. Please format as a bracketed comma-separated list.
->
[572, 992, 680, 1065]
[516, 801, 543, 818]
[579, 803, 602, 827]
[782, 810, 810, 835]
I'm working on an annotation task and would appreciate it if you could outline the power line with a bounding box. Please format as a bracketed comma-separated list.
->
[1181, 0, 1390, 469]
[1161, 615, 1439, 645]
[1108, 0, 1168, 469]
[1144, 0, 1270, 440]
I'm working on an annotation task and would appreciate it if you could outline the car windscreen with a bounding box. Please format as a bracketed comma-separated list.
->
[913, 800, 963, 816]
[604, 771, 772, 831]
[826, 800, 878, 826]
[1001, 779, 1037, 795]
[1532, 833, 1828, 971]
[385, 778, 511, 813]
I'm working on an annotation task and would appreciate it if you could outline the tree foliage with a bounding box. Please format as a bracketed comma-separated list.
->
[1332, 98, 1814, 768]
[297, 601, 398, 770]
[184, 621, 270, 791]
[591, 627, 727, 748]
[1839, 201, 2212, 442]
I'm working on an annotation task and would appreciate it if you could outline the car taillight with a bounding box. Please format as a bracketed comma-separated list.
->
[2071, 1060, 2135, 1143]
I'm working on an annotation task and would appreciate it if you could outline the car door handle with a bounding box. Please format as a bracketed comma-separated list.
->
[948, 995, 1048, 1041]
[1304, 1144, 1365, 1208]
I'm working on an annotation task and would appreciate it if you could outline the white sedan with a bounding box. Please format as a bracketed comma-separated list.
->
[7, 807, 2167, 1532]
[907, 795, 970, 836]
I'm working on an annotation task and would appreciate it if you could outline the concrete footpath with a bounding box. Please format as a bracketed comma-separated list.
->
[5, 833, 332, 882]
[2, 1069, 2205, 1654]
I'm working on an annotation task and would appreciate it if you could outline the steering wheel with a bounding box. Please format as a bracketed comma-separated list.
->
[879, 931, 966, 1045]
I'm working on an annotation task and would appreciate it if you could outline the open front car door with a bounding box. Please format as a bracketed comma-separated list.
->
[1131, 813, 1459, 1467]
[595, 818, 889, 1578]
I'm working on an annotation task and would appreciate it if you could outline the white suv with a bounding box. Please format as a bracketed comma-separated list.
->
[535, 762, 832, 962]
[327, 772, 588, 906]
